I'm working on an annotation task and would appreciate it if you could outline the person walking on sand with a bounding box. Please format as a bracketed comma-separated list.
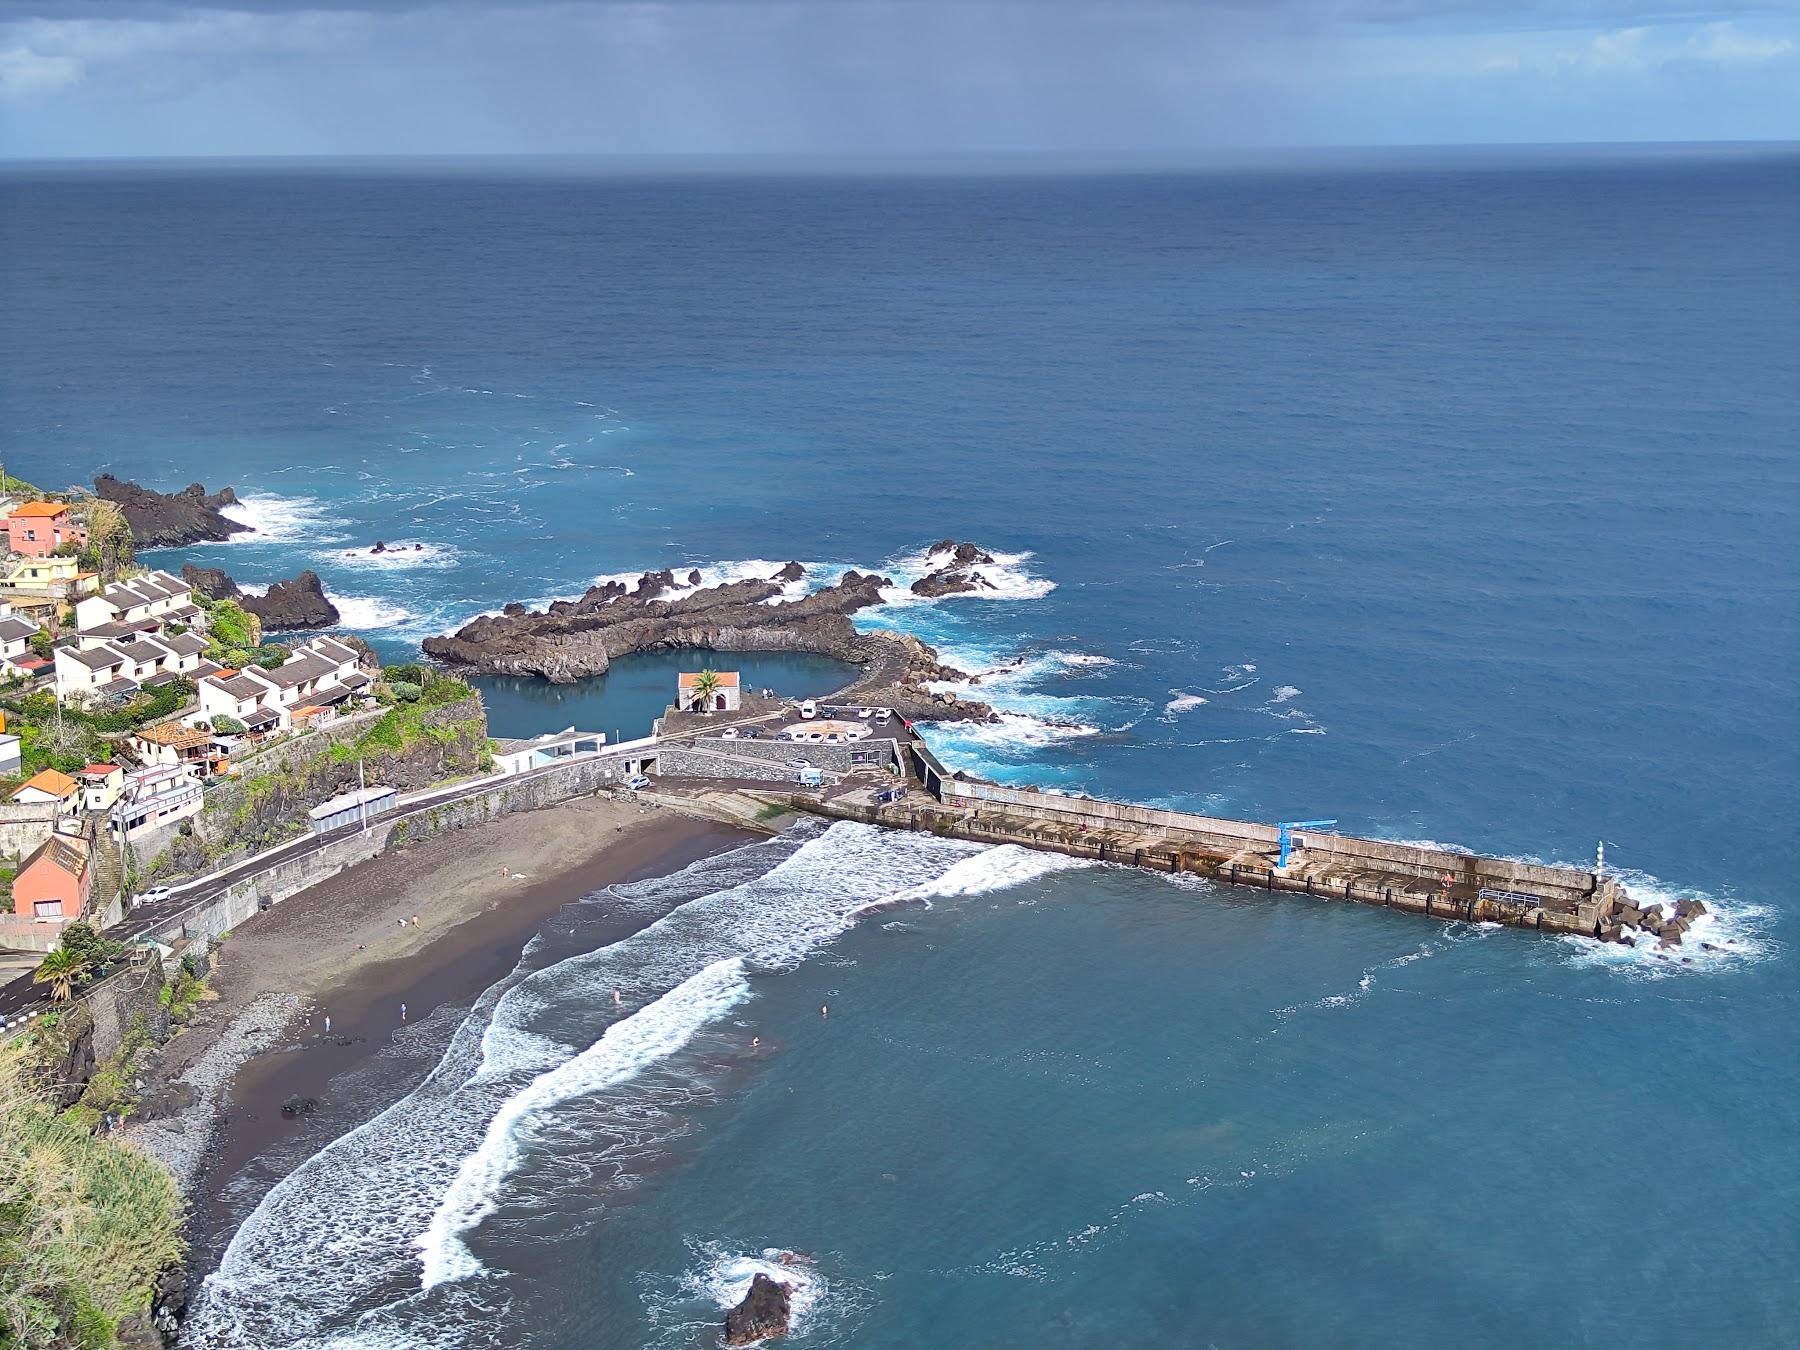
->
[400, 1003, 407, 1021]
[323, 1013, 331, 1034]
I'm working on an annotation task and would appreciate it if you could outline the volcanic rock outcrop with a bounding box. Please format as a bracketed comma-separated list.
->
[724, 1273, 792, 1345]
[909, 540, 1000, 598]
[94, 475, 248, 547]
[423, 562, 996, 723]
[180, 562, 339, 631]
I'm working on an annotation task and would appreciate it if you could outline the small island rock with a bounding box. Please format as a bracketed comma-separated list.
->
[724, 1273, 792, 1345]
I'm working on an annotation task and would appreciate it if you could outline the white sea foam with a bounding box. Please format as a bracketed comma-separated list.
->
[419, 957, 754, 1287]
[325, 592, 417, 631]
[187, 824, 1015, 1348]
[1163, 690, 1209, 717]
[879, 544, 1057, 602]
[323, 540, 461, 570]
[216, 492, 332, 544]
[1372, 835, 1774, 978]
[1271, 684, 1302, 703]
[893, 844, 1093, 903]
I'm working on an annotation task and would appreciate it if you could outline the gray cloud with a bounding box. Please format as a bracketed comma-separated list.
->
[3, 0, 1790, 20]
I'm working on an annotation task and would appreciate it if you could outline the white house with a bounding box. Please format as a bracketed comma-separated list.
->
[195, 671, 282, 735]
[194, 636, 370, 732]
[74, 570, 202, 637]
[0, 606, 38, 674]
[77, 764, 125, 813]
[52, 630, 215, 705]
[677, 669, 741, 713]
[111, 764, 203, 842]
[53, 643, 135, 704]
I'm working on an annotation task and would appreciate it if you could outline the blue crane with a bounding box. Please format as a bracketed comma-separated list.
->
[1277, 819, 1338, 870]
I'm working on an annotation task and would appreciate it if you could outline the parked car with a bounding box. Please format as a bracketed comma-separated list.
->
[799, 700, 817, 720]
[134, 885, 174, 906]
[740, 728, 761, 739]
[624, 774, 652, 791]
[875, 709, 892, 723]
[720, 728, 739, 739]
[874, 787, 906, 805]
[859, 707, 875, 719]
[824, 732, 845, 745]
[785, 758, 813, 770]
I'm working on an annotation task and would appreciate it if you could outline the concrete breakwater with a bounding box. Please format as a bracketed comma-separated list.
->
[790, 764, 1661, 941]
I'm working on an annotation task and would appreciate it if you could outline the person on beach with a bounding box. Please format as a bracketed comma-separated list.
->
[400, 1003, 407, 1021]
[324, 1014, 331, 1033]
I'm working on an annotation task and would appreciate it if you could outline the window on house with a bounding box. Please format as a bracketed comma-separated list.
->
[34, 899, 64, 918]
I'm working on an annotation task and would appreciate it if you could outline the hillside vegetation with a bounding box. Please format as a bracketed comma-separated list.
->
[0, 1041, 183, 1350]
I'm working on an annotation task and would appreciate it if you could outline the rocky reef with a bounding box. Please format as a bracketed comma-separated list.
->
[910, 539, 1001, 597]
[95, 475, 248, 548]
[180, 562, 340, 631]
[724, 1273, 792, 1345]
[423, 561, 998, 723]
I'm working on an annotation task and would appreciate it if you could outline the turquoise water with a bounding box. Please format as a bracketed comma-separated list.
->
[475, 651, 855, 742]
[2, 147, 1795, 1346]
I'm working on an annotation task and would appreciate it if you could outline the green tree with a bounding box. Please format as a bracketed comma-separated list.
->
[211, 715, 245, 735]
[57, 922, 122, 966]
[32, 948, 94, 1003]
[688, 669, 720, 712]
[77, 498, 135, 582]
[204, 599, 261, 661]
[28, 627, 52, 660]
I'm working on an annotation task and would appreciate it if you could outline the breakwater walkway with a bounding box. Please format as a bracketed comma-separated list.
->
[762, 739, 1687, 944]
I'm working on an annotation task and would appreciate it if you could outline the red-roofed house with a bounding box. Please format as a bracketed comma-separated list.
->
[7, 502, 86, 558]
[13, 831, 91, 920]
[677, 669, 741, 713]
[79, 764, 125, 813]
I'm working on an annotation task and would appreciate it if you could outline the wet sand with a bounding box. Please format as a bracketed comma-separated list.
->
[138, 794, 758, 1274]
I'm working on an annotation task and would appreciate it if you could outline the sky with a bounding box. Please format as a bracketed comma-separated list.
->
[0, 0, 1796, 159]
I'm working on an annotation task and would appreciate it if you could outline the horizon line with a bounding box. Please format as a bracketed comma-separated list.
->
[3, 139, 1797, 175]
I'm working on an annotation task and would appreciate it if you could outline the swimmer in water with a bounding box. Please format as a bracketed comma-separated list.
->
[821, 1004, 829, 1019]
[613, 989, 622, 1006]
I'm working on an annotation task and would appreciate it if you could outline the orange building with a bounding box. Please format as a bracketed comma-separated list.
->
[13, 832, 91, 920]
[6, 502, 87, 558]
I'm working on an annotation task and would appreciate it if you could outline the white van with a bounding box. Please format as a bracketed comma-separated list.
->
[799, 700, 817, 720]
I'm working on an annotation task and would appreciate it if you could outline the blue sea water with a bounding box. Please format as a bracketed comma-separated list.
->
[2, 147, 1797, 1347]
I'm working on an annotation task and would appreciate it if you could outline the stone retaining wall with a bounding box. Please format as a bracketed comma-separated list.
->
[138, 755, 630, 948]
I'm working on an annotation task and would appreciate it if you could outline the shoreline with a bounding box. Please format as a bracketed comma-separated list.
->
[125, 793, 760, 1282]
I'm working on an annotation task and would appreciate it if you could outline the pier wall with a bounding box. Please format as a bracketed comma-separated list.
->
[936, 781, 1600, 907]
[799, 794, 1605, 937]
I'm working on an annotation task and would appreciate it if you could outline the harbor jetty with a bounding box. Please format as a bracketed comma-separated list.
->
[649, 697, 1684, 946]
[424, 560, 1680, 948]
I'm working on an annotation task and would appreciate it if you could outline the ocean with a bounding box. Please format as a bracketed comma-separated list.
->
[2, 146, 1796, 1346]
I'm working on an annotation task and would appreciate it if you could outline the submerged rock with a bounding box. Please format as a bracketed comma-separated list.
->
[724, 1273, 792, 1345]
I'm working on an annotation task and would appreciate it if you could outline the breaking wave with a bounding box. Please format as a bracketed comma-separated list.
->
[183, 821, 1075, 1348]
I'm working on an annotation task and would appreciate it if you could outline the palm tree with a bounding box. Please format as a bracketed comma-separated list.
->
[689, 669, 721, 713]
[33, 947, 94, 1003]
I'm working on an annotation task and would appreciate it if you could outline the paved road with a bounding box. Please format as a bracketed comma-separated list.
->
[0, 755, 621, 1025]
[0, 707, 921, 1027]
